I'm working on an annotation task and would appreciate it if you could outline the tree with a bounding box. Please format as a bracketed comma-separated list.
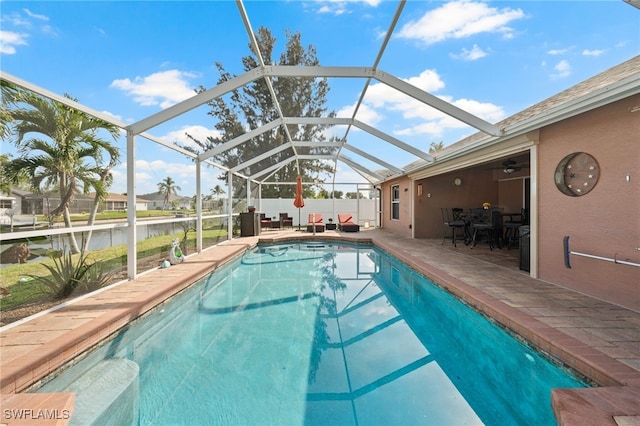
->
[211, 184, 225, 199]
[211, 184, 225, 210]
[429, 141, 445, 154]
[345, 192, 365, 199]
[0, 80, 22, 140]
[3, 90, 120, 253]
[157, 176, 181, 210]
[184, 27, 335, 198]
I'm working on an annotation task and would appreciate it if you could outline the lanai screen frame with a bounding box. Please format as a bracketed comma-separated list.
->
[0, 0, 505, 279]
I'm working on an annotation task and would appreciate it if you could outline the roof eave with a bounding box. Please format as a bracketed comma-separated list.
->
[378, 72, 640, 184]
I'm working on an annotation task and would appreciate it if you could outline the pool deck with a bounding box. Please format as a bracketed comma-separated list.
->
[1, 228, 639, 425]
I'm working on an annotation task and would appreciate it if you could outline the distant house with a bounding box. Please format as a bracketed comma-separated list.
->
[139, 191, 192, 210]
[0, 191, 17, 224]
[14, 190, 94, 215]
[88, 193, 150, 211]
[0, 192, 16, 212]
[2, 189, 150, 215]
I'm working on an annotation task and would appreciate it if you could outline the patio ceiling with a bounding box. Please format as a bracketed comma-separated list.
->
[0, 0, 506, 188]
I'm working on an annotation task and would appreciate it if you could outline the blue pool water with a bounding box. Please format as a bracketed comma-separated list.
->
[38, 241, 587, 425]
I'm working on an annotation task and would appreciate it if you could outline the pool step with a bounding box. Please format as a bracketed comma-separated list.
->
[65, 359, 139, 426]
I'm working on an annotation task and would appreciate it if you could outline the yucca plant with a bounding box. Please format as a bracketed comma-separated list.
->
[30, 249, 112, 299]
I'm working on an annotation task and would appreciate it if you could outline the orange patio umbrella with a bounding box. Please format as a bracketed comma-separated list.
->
[293, 174, 304, 230]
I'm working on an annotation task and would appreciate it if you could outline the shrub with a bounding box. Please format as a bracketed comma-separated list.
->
[29, 249, 113, 299]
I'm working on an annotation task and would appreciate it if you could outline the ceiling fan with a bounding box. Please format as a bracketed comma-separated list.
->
[502, 158, 520, 174]
[490, 158, 528, 174]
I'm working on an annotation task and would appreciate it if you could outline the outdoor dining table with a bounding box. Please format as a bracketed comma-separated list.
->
[463, 208, 504, 249]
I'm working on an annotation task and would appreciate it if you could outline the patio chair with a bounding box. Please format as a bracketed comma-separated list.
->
[441, 208, 466, 247]
[337, 213, 360, 232]
[259, 213, 271, 230]
[503, 208, 527, 249]
[306, 213, 325, 233]
[279, 212, 293, 229]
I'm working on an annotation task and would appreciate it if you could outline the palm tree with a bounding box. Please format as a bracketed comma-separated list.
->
[3, 91, 120, 253]
[211, 184, 225, 210]
[157, 177, 181, 210]
[429, 141, 445, 155]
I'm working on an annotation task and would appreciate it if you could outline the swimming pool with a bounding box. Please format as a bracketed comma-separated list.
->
[37, 241, 587, 425]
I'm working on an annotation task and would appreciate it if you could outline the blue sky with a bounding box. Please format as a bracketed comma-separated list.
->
[1, 0, 638, 197]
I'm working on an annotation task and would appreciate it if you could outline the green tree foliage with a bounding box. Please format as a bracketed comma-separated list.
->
[184, 27, 336, 198]
[429, 141, 445, 154]
[345, 192, 365, 199]
[2, 89, 120, 253]
[157, 176, 181, 210]
[0, 80, 21, 140]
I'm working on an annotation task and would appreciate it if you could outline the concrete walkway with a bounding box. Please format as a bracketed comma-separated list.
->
[1, 228, 638, 425]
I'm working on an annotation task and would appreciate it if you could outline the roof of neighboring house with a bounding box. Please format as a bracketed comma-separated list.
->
[20, 192, 93, 201]
[139, 191, 186, 202]
[403, 55, 640, 173]
[8, 189, 32, 197]
[88, 192, 150, 203]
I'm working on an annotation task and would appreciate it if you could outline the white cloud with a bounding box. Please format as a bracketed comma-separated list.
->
[336, 102, 384, 125]
[452, 97, 505, 122]
[161, 125, 222, 151]
[3, 12, 31, 27]
[315, 0, 382, 15]
[126, 159, 196, 194]
[451, 44, 487, 61]
[393, 103, 492, 137]
[100, 110, 125, 122]
[547, 48, 570, 55]
[365, 69, 445, 109]
[550, 59, 571, 79]
[582, 49, 606, 57]
[22, 9, 49, 21]
[112, 158, 222, 196]
[0, 30, 28, 54]
[347, 67, 505, 138]
[110, 70, 199, 109]
[397, 1, 525, 45]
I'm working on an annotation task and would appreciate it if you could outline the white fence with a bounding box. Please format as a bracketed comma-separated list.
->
[252, 198, 378, 228]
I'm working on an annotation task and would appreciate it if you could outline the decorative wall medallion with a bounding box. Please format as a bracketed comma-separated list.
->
[554, 152, 600, 196]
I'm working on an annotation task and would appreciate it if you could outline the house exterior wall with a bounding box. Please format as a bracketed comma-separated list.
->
[411, 168, 503, 239]
[380, 177, 413, 238]
[382, 96, 638, 311]
[537, 96, 640, 310]
[135, 202, 148, 211]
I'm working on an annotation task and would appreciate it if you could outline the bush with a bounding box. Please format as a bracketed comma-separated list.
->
[29, 249, 114, 299]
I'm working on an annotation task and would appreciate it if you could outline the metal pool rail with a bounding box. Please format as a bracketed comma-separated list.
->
[563, 235, 640, 268]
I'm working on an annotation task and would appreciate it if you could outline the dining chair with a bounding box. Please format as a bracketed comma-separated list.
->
[469, 208, 499, 250]
[503, 208, 527, 249]
[441, 208, 466, 247]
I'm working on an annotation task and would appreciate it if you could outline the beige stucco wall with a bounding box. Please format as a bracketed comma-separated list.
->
[537, 95, 640, 311]
[380, 177, 413, 238]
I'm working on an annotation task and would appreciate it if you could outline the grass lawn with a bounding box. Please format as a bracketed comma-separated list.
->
[0, 225, 230, 313]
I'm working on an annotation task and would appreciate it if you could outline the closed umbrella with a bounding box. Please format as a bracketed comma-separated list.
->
[293, 174, 304, 230]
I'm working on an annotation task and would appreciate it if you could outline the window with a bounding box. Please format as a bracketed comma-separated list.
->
[391, 185, 400, 220]
[0, 200, 13, 209]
